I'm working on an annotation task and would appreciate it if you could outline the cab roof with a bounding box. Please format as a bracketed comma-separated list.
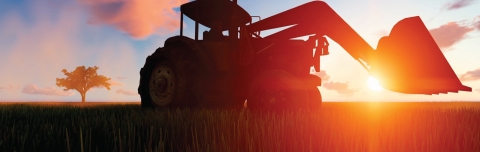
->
[181, 0, 251, 31]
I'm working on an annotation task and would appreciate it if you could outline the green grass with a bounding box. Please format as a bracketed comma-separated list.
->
[0, 103, 479, 152]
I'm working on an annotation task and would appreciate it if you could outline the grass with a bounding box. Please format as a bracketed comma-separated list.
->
[0, 102, 479, 152]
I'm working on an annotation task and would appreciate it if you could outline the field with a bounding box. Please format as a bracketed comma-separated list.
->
[0, 102, 479, 152]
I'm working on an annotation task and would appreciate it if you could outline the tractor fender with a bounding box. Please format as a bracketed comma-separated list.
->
[164, 36, 215, 72]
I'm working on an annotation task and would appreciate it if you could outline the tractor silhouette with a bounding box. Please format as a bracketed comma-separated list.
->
[138, 0, 471, 109]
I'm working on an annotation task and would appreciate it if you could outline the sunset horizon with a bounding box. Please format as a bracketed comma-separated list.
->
[1, 0, 479, 102]
[1, 1, 480, 151]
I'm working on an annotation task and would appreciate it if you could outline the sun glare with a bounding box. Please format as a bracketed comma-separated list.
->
[367, 76, 383, 91]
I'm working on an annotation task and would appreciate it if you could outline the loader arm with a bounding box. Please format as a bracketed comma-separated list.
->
[247, 1, 471, 94]
[246, 1, 374, 67]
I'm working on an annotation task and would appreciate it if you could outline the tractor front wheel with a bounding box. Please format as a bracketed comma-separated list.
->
[139, 46, 201, 108]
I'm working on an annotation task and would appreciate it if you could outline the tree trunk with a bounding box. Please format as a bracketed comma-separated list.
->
[81, 92, 86, 102]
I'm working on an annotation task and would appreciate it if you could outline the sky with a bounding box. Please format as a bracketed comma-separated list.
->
[0, 0, 479, 102]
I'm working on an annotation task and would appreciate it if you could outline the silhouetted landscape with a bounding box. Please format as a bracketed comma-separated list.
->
[1, 0, 479, 151]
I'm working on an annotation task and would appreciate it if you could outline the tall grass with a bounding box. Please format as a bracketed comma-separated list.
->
[0, 103, 479, 152]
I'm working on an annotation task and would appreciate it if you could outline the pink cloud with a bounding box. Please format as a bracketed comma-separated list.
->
[318, 70, 330, 82]
[373, 30, 389, 37]
[0, 1, 142, 101]
[429, 22, 474, 49]
[459, 68, 480, 81]
[310, 68, 330, 82]
[116, 88, 138, 96]
[92, 80, 123, 90]
[311, 70, 330, 82]
[22, 84, 75, 96]
[91, 80, 123, 90]
[323, 81, 358, 96]
[475, 17, 480, 30]
[312, 70, 357, 96]
[1, 85, 21, 92]
[0, 1, 86, 93]
[109, 80, 124, 86]
[442, 0, 477, 10]
[79, 0, 189, 39]
[117, 76, 128, 80]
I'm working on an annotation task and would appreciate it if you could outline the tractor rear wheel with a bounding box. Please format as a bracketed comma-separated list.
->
[306, 86, 322, 109]
[247, 70, 309, 110]
[139, 45, 202, 108]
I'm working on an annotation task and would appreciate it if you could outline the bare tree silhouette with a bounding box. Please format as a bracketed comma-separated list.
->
[56, 66, 111, 102]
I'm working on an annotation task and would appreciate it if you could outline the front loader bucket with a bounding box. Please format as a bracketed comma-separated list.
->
[369, 16, 471, 94]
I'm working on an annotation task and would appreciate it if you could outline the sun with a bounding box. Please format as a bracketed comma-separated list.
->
[367, 76, 383, 91]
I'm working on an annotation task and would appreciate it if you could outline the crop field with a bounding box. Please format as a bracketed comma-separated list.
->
[0, 102, 479, 152]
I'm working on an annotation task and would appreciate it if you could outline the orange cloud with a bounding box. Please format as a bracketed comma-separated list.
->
[22, 84, 75, 96]
[323, 81, 358, 96]
[459, 68, 480, 81]
[429, 22, 474, 49]
[79, 0, 189, 39]
[311, 69, 357, 96]
[311, 70, 330, 82]
[108, 80, 124, 86]
[116, 88, 138, 96]
[310, 68, 358, 96]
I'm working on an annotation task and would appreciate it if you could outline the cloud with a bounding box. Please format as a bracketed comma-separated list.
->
[429, 22, 474, 49]
[108, 80, 124, 86]
[91, 80, 123, 90]
[0, 85, 21, 92]
[0, 1, 142, 101]
[442, 0, 477, 10]
[79, 0, 189, 39]
[373, 30, 389, 37]
[0, 1, 85, 94]
[117, 76, 128, 80]
[116, 88, 138, 96]
[311, 70, 330, 82]
[459, 68, 480, 81]
[22, 84, 75, 96]
[312, 70, 357, 96]
[475, 17, 480, 30]
[323, 81, 358, 96]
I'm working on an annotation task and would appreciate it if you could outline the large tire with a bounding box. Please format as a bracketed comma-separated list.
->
[139, 45, 202, 108]
[247, 70, 309, 110]
[306, 86, 322, 109]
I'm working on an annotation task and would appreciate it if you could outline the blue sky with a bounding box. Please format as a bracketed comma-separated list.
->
[0, 0, 479, 102]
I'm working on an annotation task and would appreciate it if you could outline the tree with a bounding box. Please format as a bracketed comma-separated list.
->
[56, 66, 111, 102]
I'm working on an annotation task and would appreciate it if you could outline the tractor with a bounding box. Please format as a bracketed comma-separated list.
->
[138, 0, 472, 109]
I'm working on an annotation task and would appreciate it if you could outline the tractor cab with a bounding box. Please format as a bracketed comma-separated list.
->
[179, 0, 257, 70]
[180, 0, 252, 41]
